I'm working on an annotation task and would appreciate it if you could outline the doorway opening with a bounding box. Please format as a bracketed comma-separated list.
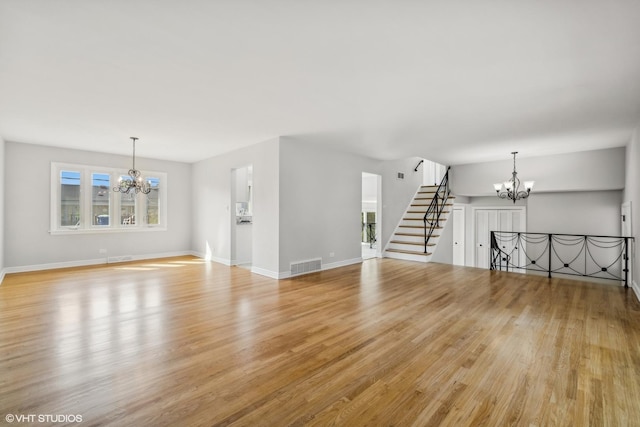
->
[231, 165, 253, 269]
[362, 172, 382, 260]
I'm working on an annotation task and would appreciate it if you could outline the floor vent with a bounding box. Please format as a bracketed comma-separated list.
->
[290, 258, 322, 276]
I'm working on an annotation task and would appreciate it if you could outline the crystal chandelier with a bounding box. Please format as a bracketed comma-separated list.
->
[493, 152, 534, 203]
[113, 137, 151, 195]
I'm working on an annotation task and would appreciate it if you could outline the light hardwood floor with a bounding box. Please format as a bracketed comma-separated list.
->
[1, 257, 639, 426]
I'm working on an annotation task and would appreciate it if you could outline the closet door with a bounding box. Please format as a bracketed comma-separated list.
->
[475, 209, 497, 269]
[475, 208, 525, 270]
[496, 210, 524, 271]
[452, 208, 465, 266]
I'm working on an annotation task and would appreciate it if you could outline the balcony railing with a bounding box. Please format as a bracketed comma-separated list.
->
[490, 231, 634, 287]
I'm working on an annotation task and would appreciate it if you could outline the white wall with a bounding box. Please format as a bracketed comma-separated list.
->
[191, 138, 280, 276]
[4, 142, 192, 270]
[528, 191, 622, 236]
[362, 174, 377, 203]
[0, 136, 5, 281]
[451, 147, 625, 196]
[623, 127, 640, 297]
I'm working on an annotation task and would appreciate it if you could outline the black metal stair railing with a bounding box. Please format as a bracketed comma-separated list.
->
[490, 231, 635, 287]
[423, 167, 451, 253]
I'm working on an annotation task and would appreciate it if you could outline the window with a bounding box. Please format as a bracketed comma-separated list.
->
[92, 173, 110, 226]
[60, 170, 81, 227]
[51, 163, 167, 233]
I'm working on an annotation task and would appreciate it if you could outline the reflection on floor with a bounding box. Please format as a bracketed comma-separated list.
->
[361, 243, 377, 260]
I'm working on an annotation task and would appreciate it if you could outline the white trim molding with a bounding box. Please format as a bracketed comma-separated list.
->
[632, 280, 640, 302]
[3, 251, 193, 275]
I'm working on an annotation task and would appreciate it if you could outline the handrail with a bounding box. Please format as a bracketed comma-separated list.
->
[423, 167, 451, 253]
[490, 231, 511, 272]
[490, 231, 635, 287]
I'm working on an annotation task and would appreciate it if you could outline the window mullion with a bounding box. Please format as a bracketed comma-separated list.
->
[113, 171, 121, 229]
[83, 169, 91, 229]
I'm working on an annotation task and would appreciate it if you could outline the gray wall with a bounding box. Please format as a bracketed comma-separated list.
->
[378, 156, 425, 252]
[527, 191, 622, 236]
[4, 142, 192, 269]
[276, 138, 423, 275]
[623, 126, 640, 294]
[451, 147, 625, 196]
[0, 137, 4, 278]
[191, 138, 281, 276]
[446, 147, 627, 269]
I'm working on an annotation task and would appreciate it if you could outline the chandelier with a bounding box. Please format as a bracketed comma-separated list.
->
[493, 152, 534, 203]
[113, 137, 151, 195]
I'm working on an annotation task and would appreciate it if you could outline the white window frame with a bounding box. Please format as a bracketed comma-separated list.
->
[50, 162, 168, 234]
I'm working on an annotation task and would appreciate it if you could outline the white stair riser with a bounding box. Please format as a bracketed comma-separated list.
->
[388, 242, 432, 252]
[385, 251, 432, 263]
[384, 189, 453, 264]
[393, 235, 438, 244]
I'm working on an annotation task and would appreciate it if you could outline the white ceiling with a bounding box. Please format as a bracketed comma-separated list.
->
[1, 1, 639, 165]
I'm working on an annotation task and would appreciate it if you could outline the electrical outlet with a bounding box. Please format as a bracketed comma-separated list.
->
[329, 252, 335, 257]
[99, 248, 107, 254]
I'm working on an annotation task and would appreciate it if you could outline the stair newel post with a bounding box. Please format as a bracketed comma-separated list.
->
[624, 237, 629, 288]
[547, 234, 552, 279]
[424, 215, 428, 254]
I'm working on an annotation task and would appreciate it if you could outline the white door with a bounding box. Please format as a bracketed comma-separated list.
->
[496, 210, 525, 270]
[475, 209, 497, 269]
[475, 208, 525, 270]
[453, 207, 465, 266]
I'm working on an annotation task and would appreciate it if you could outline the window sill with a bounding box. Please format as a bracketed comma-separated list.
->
[50, 227, 167, 235]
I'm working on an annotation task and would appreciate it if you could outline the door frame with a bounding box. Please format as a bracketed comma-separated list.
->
[471, 206, 527, 268]
[361, 172, 383, 258]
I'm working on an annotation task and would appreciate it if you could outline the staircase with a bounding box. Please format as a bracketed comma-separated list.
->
[384, 172, 454, 263]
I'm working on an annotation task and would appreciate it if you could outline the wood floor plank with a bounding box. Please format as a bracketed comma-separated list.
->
[1, 256, 639, 426]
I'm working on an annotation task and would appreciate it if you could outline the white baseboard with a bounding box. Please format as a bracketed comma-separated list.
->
[4, 257, 108, 274]
[632, 280, 640, 302]
[323, 257, 363, 272]
[0, 268, 6, 285]
[251, 266, 280, 279]
[278, 257, 363, 280]
[189, 251, 231, 266]
[3, 251, 194, 275]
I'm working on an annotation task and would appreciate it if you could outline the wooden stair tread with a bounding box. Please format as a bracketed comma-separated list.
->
[399, 225, 443, 229]
[414, 197, 456, 200]
[405, 210, 450, 215]
[403, 216, 449, 220]
[390, 240, 435, 246]
[395, 232, 440, 238]
[387, 248, 433, 256]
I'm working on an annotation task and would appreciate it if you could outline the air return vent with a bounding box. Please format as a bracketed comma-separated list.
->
[290, 258, 322, 276]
